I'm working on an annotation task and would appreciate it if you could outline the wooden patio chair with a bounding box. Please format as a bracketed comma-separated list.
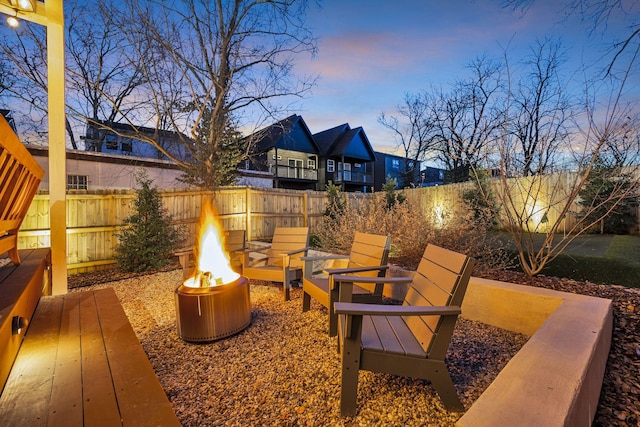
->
[301, 232, 391, 336]
[333, 244, 475, 416]
[242, 226, 310, 301]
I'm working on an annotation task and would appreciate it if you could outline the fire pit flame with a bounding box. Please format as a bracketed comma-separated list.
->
[185, 200, 239, 288]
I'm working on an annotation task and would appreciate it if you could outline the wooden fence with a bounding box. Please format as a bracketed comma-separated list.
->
[18, 187, 328, 274]
[16, 172, 639, 274]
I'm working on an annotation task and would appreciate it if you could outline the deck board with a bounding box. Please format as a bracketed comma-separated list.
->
[47, 295, 83, 426]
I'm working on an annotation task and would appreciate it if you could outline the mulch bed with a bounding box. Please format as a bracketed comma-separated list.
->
[68, 265, 639, 426]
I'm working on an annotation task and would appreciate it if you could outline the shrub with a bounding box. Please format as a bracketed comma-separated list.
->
[115, 172, 184, 272]
[315, 188, 509, 272]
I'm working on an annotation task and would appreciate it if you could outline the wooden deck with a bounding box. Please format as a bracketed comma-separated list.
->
[0, 287, 180, 426]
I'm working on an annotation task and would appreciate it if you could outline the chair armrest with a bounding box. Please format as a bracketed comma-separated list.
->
[325, 265, 389, 276]
[300, 254, 348, 261]
[333, 275, 412, 285]
[334, 302, 461, 317]
[283, 246, 311, 256]
[245, 245, 272, 254]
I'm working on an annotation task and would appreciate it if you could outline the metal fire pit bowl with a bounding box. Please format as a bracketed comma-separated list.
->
[175, 276, 251, 342]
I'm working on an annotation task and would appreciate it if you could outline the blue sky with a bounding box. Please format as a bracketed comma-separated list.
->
[291, 0, 636, 154]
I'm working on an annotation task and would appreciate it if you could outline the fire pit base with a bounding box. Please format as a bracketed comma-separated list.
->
[175, 276, 251, 342]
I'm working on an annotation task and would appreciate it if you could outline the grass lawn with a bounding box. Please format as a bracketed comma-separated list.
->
[498, 233, 640, 288]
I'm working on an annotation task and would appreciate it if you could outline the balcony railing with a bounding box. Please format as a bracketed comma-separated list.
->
[276, 165, 318, 180]
[334, 171, 372, 183]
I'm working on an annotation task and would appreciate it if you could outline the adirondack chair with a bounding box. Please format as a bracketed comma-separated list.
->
[333, 244, 475, 416]
[176, 229, 247, 279]
[242, 226, 309, 301]
[301, 232, 391, 337]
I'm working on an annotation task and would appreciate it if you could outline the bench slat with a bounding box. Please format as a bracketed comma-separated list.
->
[79, 291, 122, 426]
[47, 295, 83, 426]
[95, 287, 180, 426]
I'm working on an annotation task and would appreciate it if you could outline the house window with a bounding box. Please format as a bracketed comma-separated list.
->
[327, 159, 335, 172]
[288, 158, 303, 178]
[121, 140, 133, 153]
[105, 134, 118, 150]
[392, 159, 400, 169]
[343, 163, 352, 181]
[308, 159, 316, 169]
[67, 175, 88, 190]
[245, 160, 251, 170]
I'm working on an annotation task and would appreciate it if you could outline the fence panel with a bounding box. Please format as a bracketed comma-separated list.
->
[15, 173, 638, 275]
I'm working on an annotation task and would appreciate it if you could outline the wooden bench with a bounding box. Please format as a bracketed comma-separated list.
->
[0, 115, 44, 266]
[0, 116, 180, 425]
[0, 286, 180, 426]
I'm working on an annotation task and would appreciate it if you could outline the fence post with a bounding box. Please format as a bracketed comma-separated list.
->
[246, 187, 252, 241]
[303, 192, 308, 227]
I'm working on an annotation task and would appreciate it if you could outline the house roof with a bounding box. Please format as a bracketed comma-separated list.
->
[249, 114, 319, 153]
[313, 124, 376, 161]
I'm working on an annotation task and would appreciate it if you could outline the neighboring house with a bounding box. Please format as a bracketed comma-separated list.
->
[314, 124, 376, 193]
[245, 114, 321, 190]
[373, 151, 422, 190]
[245, 115, 378, 192]
[0, 110, 17, 134]
[421, 166, 447, 187]
[83, 120, 190, 161]
[26, 146, 190, 191]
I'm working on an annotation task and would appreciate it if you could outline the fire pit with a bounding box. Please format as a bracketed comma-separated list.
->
[175, 276, 251, 342]
[175, 200, 252, 342]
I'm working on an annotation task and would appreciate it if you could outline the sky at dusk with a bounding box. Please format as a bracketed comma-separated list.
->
[292, 0, 636, 155]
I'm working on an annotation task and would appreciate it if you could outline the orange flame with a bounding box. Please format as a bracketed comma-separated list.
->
[183, 199, 240, 288]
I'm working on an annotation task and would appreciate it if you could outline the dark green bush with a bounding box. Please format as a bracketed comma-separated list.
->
[115, 173, 184, 272]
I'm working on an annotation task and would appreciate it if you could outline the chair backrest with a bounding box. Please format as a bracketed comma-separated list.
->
[267, 227, 309, 267]
[402, 244, 475, 358]
[0, 115, 44, 263]
[225, 229, 246, 252]
[346, 232, 392, 292]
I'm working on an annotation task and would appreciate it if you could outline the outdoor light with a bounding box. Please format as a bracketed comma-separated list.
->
[11, 315, 27, 335]
[6, 12, 18, 27]
[10, 0, 34, 12]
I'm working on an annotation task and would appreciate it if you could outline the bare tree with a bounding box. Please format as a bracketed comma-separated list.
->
[65, 1, 147, 152]
[104, 0, 318, 189]
[0, 0, 147, 150]
[508, 38, 573, 176]
[378, 92, 437, 187]
[503, 0, 640, 74]
[431, 56, 504, 182]
[476, 56, 640, 276]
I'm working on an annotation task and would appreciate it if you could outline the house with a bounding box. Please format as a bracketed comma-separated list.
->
[26, 145, 190, 191]
[421, 165, 447, 187]
[313, 124, 376, 193]
[373, 151, 422, 190]
[83, 120, 190, 161]
[244, 114, 321, 190]
[245, 115, 378, 192]
[0, 110, 17, 134]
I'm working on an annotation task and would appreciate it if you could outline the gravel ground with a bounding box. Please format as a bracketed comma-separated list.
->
[69, 267, 640, 426]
